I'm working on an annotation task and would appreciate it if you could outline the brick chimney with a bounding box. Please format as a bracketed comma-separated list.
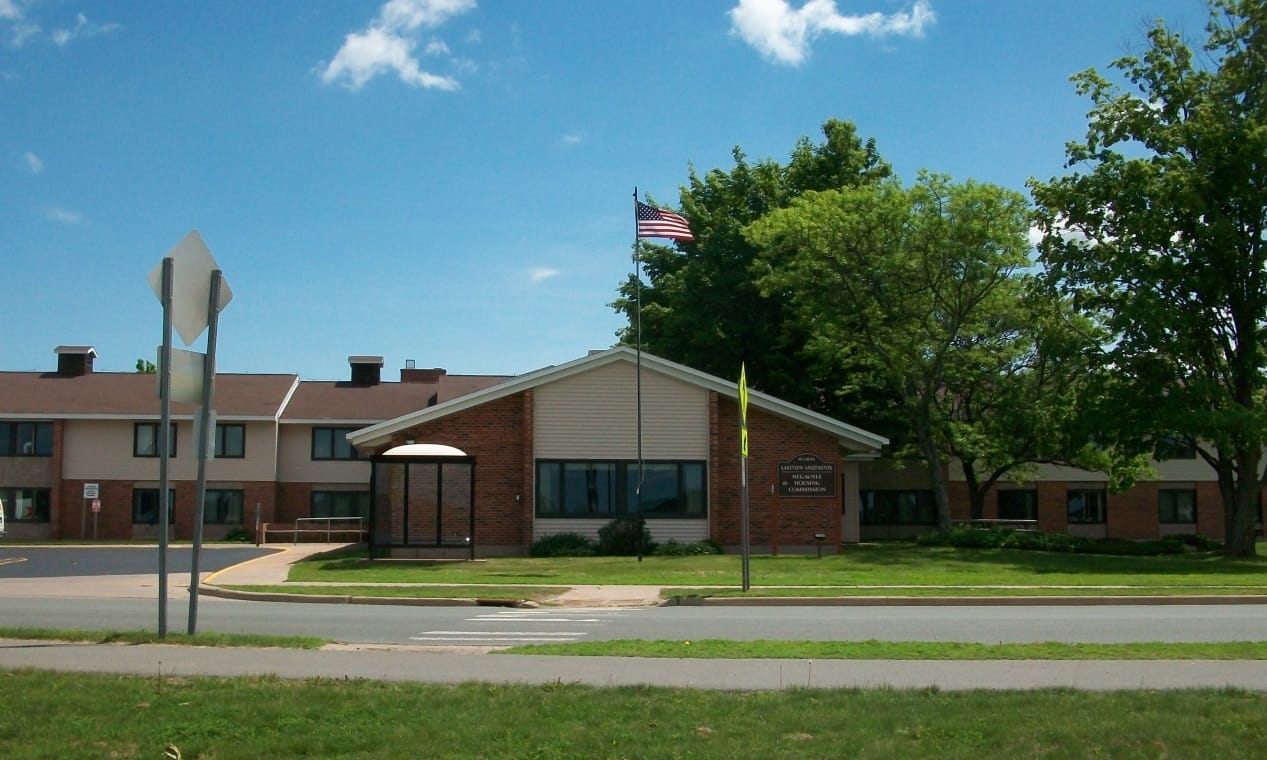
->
[55, 345, 97, 377]
[348, 355, 383, 386]
[401, 366, 447, 383]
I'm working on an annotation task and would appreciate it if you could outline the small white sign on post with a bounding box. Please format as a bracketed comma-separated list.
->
[83, 483, 99, 500]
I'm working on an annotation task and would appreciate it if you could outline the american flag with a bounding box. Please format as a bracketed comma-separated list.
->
[635, 200, 694, 241]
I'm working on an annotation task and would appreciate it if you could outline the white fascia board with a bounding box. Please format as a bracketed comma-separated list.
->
[348, 346, 888, 453]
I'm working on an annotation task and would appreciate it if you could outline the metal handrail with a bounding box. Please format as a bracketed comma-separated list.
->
[260, 516, 367, 545]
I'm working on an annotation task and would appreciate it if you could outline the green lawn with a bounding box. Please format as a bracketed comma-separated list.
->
[282, 542, 1267, 595]
[1, 671, 1264, 758]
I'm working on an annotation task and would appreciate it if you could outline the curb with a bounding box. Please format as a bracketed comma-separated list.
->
[198, 584, 1267, 607]
[197, 585, 532, 608]
[669, 594, 1267, 606]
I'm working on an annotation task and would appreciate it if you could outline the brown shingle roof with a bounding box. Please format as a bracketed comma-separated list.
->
[280, 375, 510, 422]
[0, 372, 298, 418]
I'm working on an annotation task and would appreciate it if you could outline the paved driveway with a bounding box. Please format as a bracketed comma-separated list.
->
[0, 545, 277, 599]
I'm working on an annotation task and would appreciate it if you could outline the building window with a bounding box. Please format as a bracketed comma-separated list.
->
[1159, 489, 1196, 524]
[535, 461, 707, 518]
[134, 423, 177, 458]
[215, 424, 245, 458]
[858, 490, 936, 526]
[1, 488, 51, 522]
[1067, 488, 1107, 524]
[132, 489, 175, 524]
[204, 490, 243, 524]
[312, 427, 359, 460]
[0, 422, 53, 457]
[1154, 436, 1197, 460]
[312, 491, 370, 520]
[997, 490, 1037, 521]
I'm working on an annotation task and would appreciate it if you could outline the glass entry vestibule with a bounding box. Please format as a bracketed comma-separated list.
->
[369, 444, 475, 558]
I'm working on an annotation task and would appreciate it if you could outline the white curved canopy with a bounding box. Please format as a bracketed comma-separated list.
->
[380, 443, 468, 458]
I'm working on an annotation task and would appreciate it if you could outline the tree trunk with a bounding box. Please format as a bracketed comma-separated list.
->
[961, 460, 985, 521]
[917, 420, 953, 532]
[1220, 449, 1261, 558]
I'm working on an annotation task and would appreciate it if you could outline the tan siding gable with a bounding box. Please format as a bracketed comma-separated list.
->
[535, 361, 708, 459]
[62, 420, 279, 481]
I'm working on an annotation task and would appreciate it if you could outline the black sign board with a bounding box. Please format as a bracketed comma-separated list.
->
[777, 453, 837, 498]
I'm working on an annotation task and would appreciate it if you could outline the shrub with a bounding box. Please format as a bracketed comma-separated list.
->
[653, 539, 723, 557]
[918, 527, 1217, 556]
[596, 517, 656, 556]
[219, 528, 254, 543]
[529, 532, 596, 558]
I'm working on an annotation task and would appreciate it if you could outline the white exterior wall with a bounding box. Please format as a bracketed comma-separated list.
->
[62, 419, 278, 482]
[277, 424, 372, 484]
[534, 361, 708, 459]
[532, 361, 711, 544]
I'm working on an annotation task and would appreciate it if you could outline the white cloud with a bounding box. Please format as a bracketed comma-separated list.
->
[46, 207, 83, 224]
[560, 131, 585, 146]
[2, 4, 119, 49]
[23, 150, 42, 173]
[729, 0, 935, 66]
[528, 267, 560, 284]
[322, 0, 475, 91]
[50, 13, 119, 47]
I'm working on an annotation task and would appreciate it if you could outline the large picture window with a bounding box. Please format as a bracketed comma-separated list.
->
[312, 491, 370, 520]
[0, 422, 53, 457]
[535, 461, 706, 518]
[132, 488, 175, 525]
[312, 427, 360, 460]
[1067, 488, 1107, 524]
[997, 490, 1038, 521]
[134, 423, 176, 458]
[215, 424, 245, 458]
[1, 488, 50, 522]
[1159, 489, 1196, 524]
[858, 490, 936, 526]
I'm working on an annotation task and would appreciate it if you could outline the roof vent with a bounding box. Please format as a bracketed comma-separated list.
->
[348, 355, 384, 386]
[55, 345, 97, 377]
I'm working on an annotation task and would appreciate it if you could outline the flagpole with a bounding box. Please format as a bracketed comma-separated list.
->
[633, 187, 645, 562]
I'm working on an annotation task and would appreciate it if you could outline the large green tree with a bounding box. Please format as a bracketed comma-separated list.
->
[1030, 0, 1267, 556]
[613, 119, 900, 431]
[748, 174, 1042, 529]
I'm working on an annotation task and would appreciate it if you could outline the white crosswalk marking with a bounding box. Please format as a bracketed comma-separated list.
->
[412, 608, 642, 646]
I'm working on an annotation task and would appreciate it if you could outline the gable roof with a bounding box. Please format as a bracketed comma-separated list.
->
[0, 371, 299, 420]
[348, 346, 888, 454]
[280, 374, 510, 424]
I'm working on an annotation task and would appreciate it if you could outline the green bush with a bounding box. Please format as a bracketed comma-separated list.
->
[219, 528, 254, 543]
[653, 539, 723, 557]
[597, 517, 656, 556]
[916, 527, 1218, 556]
[529, 532, 596, 557]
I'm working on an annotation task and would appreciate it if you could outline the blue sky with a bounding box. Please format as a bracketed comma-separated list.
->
[2, 0, 1209, 380]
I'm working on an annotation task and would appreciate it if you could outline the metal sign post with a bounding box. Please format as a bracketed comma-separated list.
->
[148, 230, 233, 639]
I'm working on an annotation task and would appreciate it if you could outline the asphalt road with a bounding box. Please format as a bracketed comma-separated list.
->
[3, 546, 1267, 691]
[0, 545, 274, 578]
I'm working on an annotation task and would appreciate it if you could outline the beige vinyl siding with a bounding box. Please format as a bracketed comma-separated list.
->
[278, 424, 372, 483]
[62, 420, 278, 481]
[534, 361, 708, 459]
[534, 518, 708, 543]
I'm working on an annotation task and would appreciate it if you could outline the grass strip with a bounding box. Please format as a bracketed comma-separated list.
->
[287, 543, 1267, 590]
[0, 627, 326, 649]
[0, 671, 1264, 758]
[499, 638, 1267, 660]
